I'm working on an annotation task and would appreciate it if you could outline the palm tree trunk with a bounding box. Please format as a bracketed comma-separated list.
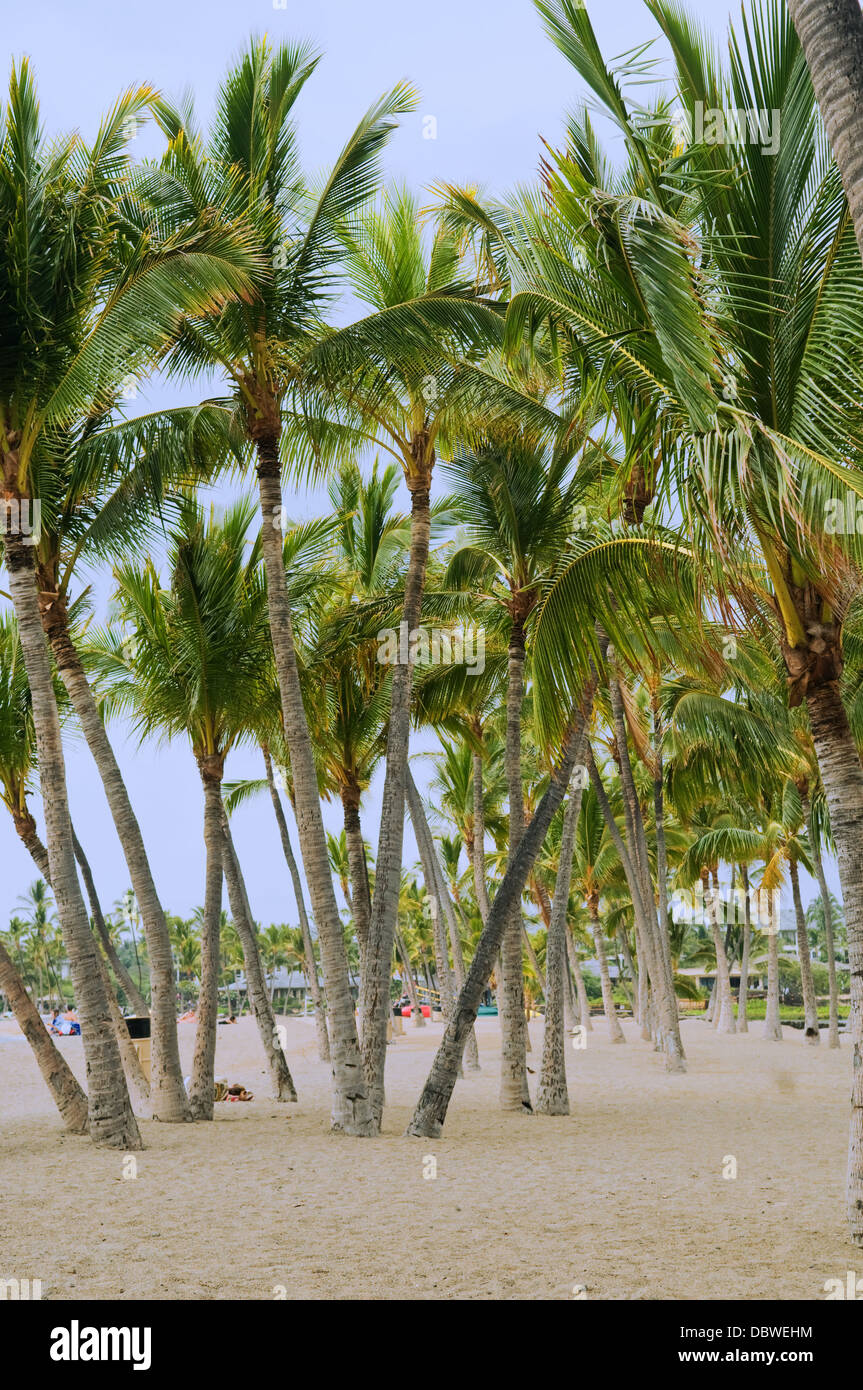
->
[787, 0, 863, 262]
[256, 437, 373, 1135]
[808, 801, 841, 1049]
[764, 886, 783, 1042]
[341, 784, 372, 980]
[619, 932, 639, 1018]
[261, 745, 330, 1062]
[70, 825, 150, 1018]
[607, 671, 685, 1067]
[362, 454, 433, 1127]
[5, 535, 141, 1149]
[406, 686, 594, 1138]
[566, 927, 593, 1030]
[37, 593, 188, 1122]
[501, 615, 531, 1111]
[737, 864, 751, 1033]
[652, 700, 679, 1018]
[591, 903, 626, 1044]
[537, 775, 584, 1114]
[705, 874, 736, 1034]
[0, 941, 89, 1132]
[51, 831, 151, 1103]
[405, 769, 478, 1067]
[220, 808, 298, 1100]
[190, 761, 224, 1120]
[472, 748, 492, 923]
[790, 858, 820, 1044]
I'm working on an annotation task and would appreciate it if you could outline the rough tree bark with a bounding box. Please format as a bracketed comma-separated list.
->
[261, 744, 330, 1062]
[190, 757, 224, 1120]
[255, 424, 373, 1135]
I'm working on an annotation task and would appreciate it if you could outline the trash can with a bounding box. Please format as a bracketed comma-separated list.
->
[125, 1016, 151, 1084]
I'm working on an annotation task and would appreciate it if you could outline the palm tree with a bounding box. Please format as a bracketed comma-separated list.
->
[0, 48, 264, 1132]
[148, 39, 421, 1136]
[442, 431, 592, 1107]
[88, 495, 297, 1114]
[313, 187, 536, 1126]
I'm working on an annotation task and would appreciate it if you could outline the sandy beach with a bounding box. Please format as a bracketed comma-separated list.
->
[0, 1013, 853, 1300]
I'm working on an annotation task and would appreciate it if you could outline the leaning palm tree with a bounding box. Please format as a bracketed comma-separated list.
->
[87, 495, 297, 1114]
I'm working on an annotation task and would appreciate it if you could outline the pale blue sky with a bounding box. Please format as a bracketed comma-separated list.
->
[2, 0, 834, 935]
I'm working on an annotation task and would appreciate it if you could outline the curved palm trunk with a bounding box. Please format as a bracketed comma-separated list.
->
[71, 825, 150, 1019]
[808, 802, 841, 1049]
[220, 809, 297, 1100]
[787, 0, 863, 262]
[737, 865, 751, 1033]
[501, 616, 532, 1111]
[5, 537, 140, 1149]
[256, 436, 373, 1135]
[190, 761, 224, 1120]
[37, 590, 188, 1122]
[407, 687, 594, 1138]
[537, 777, 584, 1115]
[764, 888, 783, 1042]
[790, 858, 820, 1044]
[405, 769, 478, 1067]
[261, 745, 330, 1062]
[0, 940, 89, 1133]
[362, 454, 433, 1127]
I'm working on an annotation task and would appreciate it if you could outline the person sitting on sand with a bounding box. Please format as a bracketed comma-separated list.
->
[178, 1008, 196, 1021]
[49, 1009, 61, 1034]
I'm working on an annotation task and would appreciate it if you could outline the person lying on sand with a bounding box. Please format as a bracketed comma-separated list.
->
[178, 1009, 196, 1021]
[225, 1084, 254, 1102]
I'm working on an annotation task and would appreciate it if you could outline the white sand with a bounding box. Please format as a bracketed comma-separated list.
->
[0, 1012, 854, 1299]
